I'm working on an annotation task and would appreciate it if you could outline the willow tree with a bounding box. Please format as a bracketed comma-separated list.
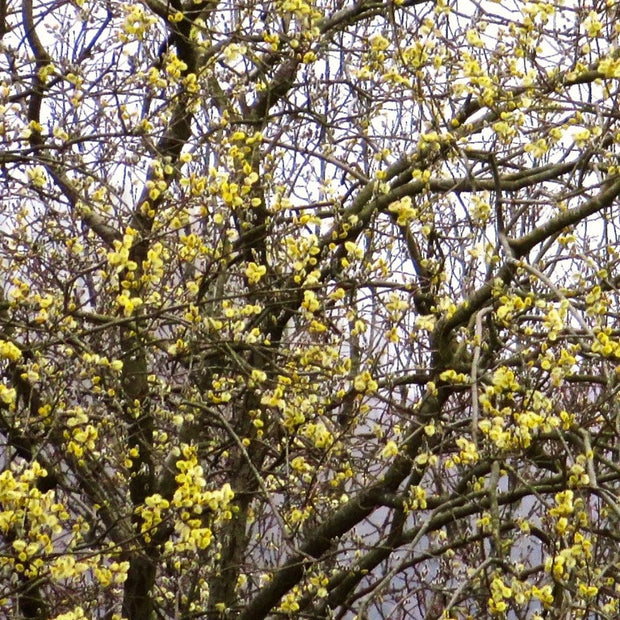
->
[0, 0, 619, 617]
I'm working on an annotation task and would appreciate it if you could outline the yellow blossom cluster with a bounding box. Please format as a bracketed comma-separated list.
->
[455, 437, 479, 464]
[591, 329, 620, 358]
[50, 607, 90, 620]
[542, 301, 568, 341]
[93, 559, 130, 588]
[495, 292, 532, 324]
[388, 196, 418, 226]
[477, 370, 573, 450]
[116, 290, 144, 317]
[407, 485, 427, 510]
[119, 3, 158, 42]
[539, 346, 577, 387]
[63, 406, 100, 459]
[147, 445, 236, 552]
[106, 228, 138, 274]
[485, 574, 558, 615]
[469, 193, 491, 224]
[568, 452, 593, 488]
[385, 292, 409, 321]
[0, 382, 17, 406]
[525, 138, 548, 159]
[544, 533, 592, 580]
[0, 339, 21, 362]
[381, 440, 399, 459]
[598, 55, 620, 78]
[439, 369, 470, 384]
[353, 370, 378, 393]
[282, 232, 321, 279]
[492, 111, 524, 144]
[0, 462, 124, 595]
[488, 575, 513, 614]
[141, 242, 167, 285]
[278, 587, 301, 613]
[245, 262, 267, 284]
[136, 493, 171, 537]
[301, 421, 333, 449]
[279, 0, 322, 26]
[459, 52, 498, 105]
[401, 40, 432, 70]
[285, 504, 312, 528]
[27, 165, 47, 188]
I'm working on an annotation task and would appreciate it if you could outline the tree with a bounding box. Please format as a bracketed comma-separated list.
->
[0, 0, 619, 617]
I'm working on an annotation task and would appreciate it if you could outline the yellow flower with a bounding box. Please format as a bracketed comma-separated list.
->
[598, 56, 620, 78]
[27, 166, 47, 188]
[381, 440, 399, 458]
[388, 196, 418, 226]
[492, 366, 519, 391]
[353, 371, 378, 393]
[466, 29, 483, 48]
[369, 34, 390, 52]
[245, 262, 267, 284]
[0, 384, 16, 405]
[455, 437, 479, 463]
[525, 138, 548, 158]
[302, 290, 320, 313]
[0, 340, 22, 362]
[572, 128, 591, 147]
[116, 291, 143, 317]
[583, 11, 603, 37]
